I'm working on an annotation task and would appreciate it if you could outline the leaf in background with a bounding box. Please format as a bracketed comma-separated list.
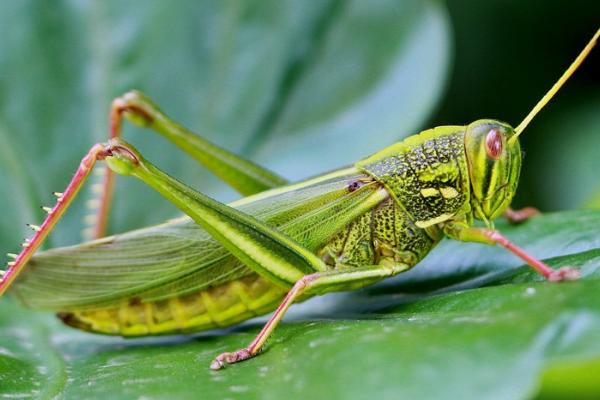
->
[0, 0, 450, 255]
[584, 193, 600, 209]
[251, 0, 450, 178]
[0, 211, 599, 399]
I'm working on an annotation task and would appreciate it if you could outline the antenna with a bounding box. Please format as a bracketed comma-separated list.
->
[513, 28, 599, 139]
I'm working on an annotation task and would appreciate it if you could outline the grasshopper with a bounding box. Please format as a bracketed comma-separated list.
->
[1, 29, 598, 370]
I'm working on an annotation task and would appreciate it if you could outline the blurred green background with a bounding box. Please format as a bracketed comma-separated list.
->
[433, 0, 600, 211]
[0, 1, 598, 399]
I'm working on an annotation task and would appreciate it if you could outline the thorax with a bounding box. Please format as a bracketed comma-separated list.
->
[357, 125, 474, 229]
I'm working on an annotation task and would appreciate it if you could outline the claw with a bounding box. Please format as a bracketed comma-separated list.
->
[547, 267, 580, 282]
[7, 253, 17, 259]
[504, 207, 540, 224]
[209, 359, 225, 371]
[210, 348, 253, 370]
[41, 206, 53, 214]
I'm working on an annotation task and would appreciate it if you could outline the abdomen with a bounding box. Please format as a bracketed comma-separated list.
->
[58, 274, 286, 336]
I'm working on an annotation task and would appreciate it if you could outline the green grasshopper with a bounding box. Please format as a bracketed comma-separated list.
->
[1, 29, 598, 370]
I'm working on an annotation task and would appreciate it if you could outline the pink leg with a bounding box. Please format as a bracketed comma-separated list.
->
[1, 144, 112, 295]
[504, 206, 540, 224]
[208, 264, 401, 370]
[445, 223, 580, 282]
[88, 166, 114, 240]
[210, 274, 319, 370]
[484, 230, 579, 282]
[86, 97, 154, 239]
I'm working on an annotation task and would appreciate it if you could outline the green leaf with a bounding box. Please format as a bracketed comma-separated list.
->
[1, 211, 599, 399]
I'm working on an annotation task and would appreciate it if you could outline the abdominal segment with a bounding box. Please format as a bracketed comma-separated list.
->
[58, 274, 286, 336]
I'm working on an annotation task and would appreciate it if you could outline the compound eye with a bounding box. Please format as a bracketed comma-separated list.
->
[485, 128, 503, 160]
